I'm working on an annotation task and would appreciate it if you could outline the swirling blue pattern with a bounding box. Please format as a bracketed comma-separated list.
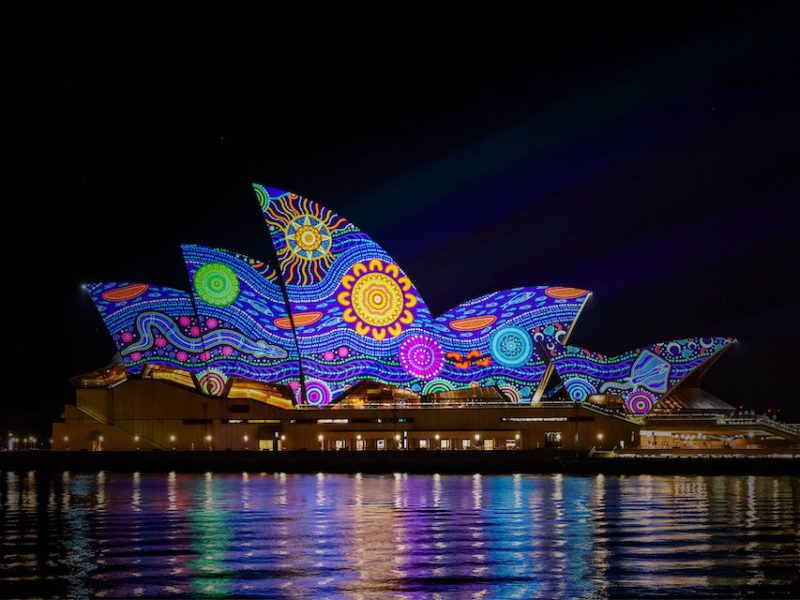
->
[565, 379, 596, 402]
[89, 191, 591, 404]
[535, 324, 735, 414]
[87, 184, 732, 410]
[86, 283, 204, 375]
[182, 244, 301, 397]
[122, 312, 288, 359]
[258, 185, 590, 402]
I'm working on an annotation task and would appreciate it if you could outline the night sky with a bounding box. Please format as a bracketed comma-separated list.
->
[9, 5, 800, 436]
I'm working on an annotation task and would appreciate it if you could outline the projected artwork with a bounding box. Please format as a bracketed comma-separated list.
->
[86, 182, 732, 413]
[86, 283, 206, 376]
[181, 245, 299, 396]
[428, 286, 590, 402]
[533, 323, 734, 414]
[254, 184, 590, 403]
[87, 254, 301, 398]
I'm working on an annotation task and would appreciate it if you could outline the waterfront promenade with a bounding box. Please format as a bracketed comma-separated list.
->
[2, 449, 798, 475]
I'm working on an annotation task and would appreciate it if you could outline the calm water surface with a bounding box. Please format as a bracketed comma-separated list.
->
[1, 472, 799, 598]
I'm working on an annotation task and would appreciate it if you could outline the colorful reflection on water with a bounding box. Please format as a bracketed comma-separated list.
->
[1, 472, 799, 598]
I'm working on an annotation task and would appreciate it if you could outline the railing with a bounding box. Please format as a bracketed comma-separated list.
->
[723, 417, 800, 437]
[327, 401, 540, 409]
[646, 414, 799, 438]
[573, 402, 638, 421]
[325, 400, 627, 413]
[646, 413, 726, 420]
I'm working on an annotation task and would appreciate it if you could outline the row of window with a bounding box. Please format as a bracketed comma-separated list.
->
[325, 437, 531, 451]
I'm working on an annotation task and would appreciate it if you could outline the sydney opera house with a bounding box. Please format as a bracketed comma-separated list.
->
[54, 184, 799, 452]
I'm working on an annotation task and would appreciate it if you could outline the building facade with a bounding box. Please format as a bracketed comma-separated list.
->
[56, 378, 642, 452]
[54, 182, 799, 453]
[54, 371, 799, 453]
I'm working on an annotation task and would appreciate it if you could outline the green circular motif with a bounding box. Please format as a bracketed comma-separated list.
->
[194, 263, 240, 306]
[422, 378, 454, 396]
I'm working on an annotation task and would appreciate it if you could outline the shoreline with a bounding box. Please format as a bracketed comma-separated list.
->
[1, 450, 798, 475]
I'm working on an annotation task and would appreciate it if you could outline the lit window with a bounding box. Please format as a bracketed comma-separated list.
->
[545, 432, 562, 448]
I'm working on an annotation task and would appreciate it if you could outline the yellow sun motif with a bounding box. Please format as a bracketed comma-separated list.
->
[337, 258, 417, 340]
[294, 225, 322, 252]
[284, 214, 332, 260]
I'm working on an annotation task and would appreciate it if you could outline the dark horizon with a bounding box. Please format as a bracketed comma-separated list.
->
[9, 5, 800, 436]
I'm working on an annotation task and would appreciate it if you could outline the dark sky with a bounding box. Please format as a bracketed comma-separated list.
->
[9, 5, 800, 435]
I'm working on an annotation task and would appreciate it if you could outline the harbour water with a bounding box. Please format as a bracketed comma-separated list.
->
[2, 472, 799, 598]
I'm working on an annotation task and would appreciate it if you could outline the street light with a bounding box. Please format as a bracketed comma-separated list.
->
[169, 435, 176, 449]
[243, 434, 249, 449]
[98, 435, 104, 451]
[318, 434, 324, 450]
[205, 434, 212, 450]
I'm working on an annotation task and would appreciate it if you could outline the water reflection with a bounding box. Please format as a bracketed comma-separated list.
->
[1, 472, 799, 598]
